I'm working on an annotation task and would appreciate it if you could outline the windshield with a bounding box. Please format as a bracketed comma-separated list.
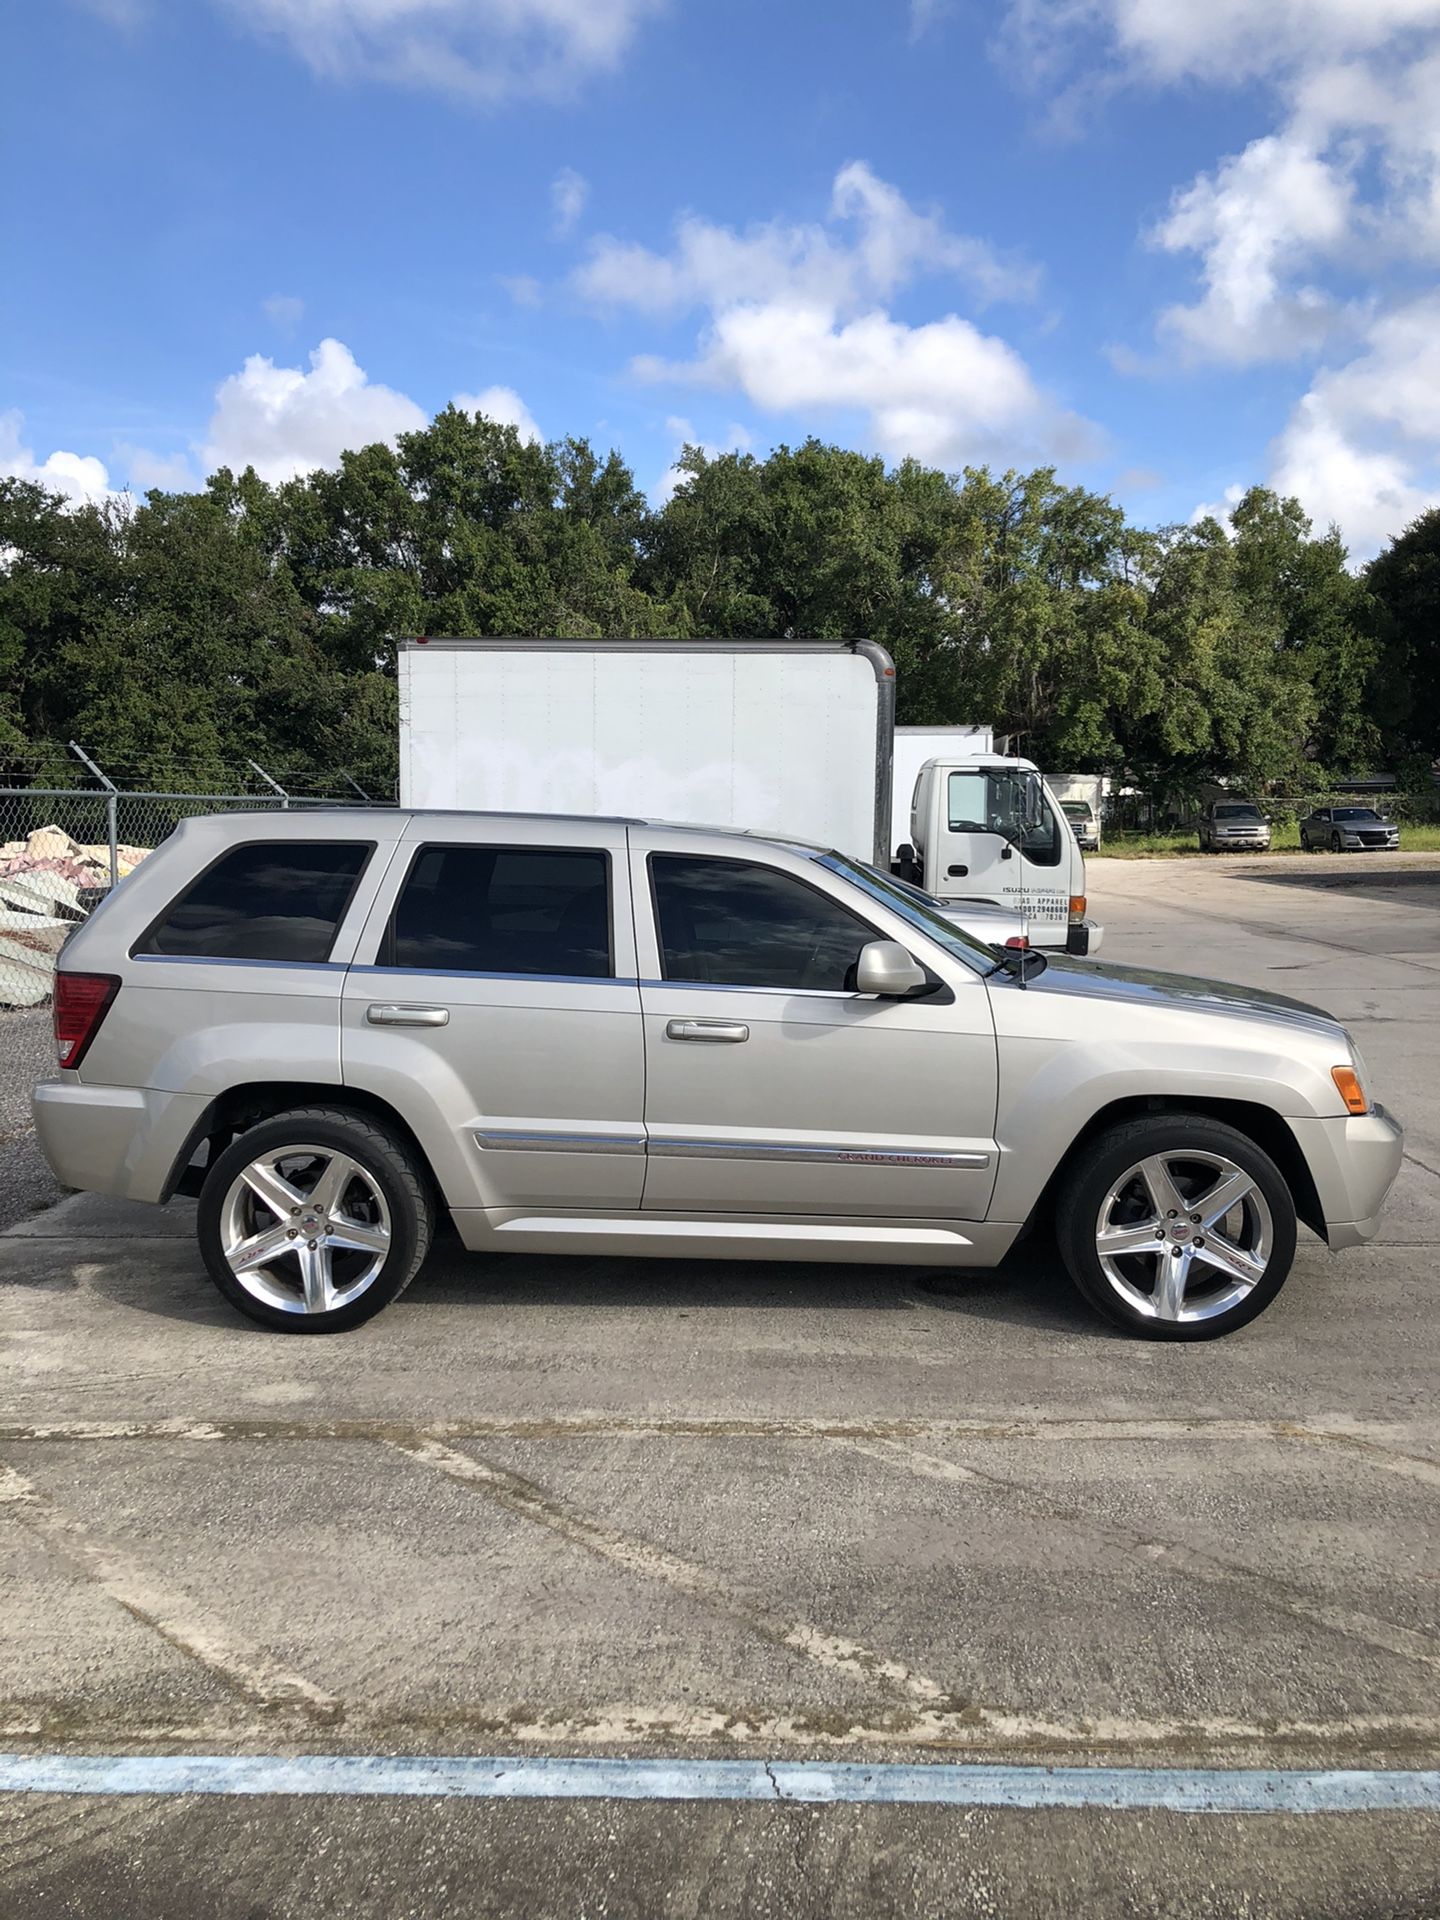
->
[1215, 804, 1262, 821]
[1333, 807, 1382, 822]
[817, 854, 995, 975]
[1062, 802, 1093, 821]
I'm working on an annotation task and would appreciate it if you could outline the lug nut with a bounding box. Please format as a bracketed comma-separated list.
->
[287, 1229, 297, 1239]
[1195, 1236, 1206, 1249]
[1166, 1209, 1177, 1219]
[1154, 1227, 1166, 1239]
[291, 1207, 300, 1215]
[1190, 1213, 1201, 1224]
[307, 1239, 317, 1250]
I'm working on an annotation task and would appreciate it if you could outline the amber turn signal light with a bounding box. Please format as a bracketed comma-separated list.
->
[1331, 1066, 1368, 1115]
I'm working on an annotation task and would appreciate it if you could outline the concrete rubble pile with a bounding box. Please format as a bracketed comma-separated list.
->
[0, 826, 151, 1009]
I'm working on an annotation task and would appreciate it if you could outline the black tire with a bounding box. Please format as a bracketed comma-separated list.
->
[197, 1106, 435, 1333]
[1331, 831, 1342, 853]
[1055, 1114, 1297, 1341]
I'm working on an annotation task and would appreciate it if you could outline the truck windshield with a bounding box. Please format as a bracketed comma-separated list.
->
[817, 855, 995, 975]
[947, 769, 1061, 864]
[1062, 802, 1092, 822]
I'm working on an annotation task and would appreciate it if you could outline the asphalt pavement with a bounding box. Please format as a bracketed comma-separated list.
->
[1, 850, 1436, 1917]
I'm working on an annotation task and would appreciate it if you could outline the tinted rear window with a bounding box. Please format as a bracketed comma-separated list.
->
[389, 845, 612, 977]
[141, 842, 371, 961]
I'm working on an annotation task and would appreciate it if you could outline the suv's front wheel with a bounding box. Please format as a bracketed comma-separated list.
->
[1055, 1116, 1297, 1339]
[197, 1107, 434, 1333]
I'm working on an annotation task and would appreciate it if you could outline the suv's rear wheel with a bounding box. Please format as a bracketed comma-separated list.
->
[1055, 1116, 1297, 1340]
[197, 1107, 434, 1333]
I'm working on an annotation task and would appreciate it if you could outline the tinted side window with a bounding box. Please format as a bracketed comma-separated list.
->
[390, 846, 612, 977]
[141, 842, 370, 961]
[651, 856, 873, 991]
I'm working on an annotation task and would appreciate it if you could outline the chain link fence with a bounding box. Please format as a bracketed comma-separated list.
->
[0, 780, 388, 1170]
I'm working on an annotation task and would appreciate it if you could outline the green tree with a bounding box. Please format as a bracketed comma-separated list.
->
[1365, 506, 1440, 764]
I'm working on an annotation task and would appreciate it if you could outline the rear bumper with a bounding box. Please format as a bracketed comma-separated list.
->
[32, 1079, 209, 1204]
[1288, 1105, 1405, 1250]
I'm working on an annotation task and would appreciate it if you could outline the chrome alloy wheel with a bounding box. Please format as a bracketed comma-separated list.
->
[1094, 1150, 1272, 1325]
[219, 1144, 391, 1316]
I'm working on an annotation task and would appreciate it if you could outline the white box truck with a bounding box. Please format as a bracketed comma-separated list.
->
[399, 639, 1098, 954]
[1045, 772, 1107, 852]
[902, 756, 1098, 954]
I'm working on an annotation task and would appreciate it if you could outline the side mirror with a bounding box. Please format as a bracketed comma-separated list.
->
[855, 940, 928, 998]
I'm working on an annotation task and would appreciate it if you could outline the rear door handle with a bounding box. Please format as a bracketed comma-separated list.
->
[666, 1018, 749, 1043]
[366, 1004, 450, 1027]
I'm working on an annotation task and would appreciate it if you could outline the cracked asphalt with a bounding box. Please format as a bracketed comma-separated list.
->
[0, 851, 1437, 1918]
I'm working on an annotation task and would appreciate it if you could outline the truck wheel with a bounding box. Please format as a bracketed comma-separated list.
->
[1055, 1116, 1296, 1341]
[197, 1107, 434, 1333]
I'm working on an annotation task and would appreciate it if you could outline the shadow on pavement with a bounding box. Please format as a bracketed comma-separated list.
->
[69, 1227, 1109, 1341]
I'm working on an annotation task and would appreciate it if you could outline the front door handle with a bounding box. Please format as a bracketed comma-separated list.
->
[366, 1003, 450, 1027]
[666, 1018, 749, 1043]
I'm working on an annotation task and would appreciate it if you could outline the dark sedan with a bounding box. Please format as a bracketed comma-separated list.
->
[1299, 806, 1401, 852]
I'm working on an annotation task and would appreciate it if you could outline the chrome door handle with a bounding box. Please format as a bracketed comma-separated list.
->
[366, 1004, 450, 1027]
[666, 1018, 749, 1043]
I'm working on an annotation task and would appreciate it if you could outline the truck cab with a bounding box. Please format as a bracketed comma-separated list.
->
[899, 755, 1099, 956]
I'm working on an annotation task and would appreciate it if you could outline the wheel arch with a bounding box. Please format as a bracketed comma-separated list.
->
[163, 1080, 441, 1207]
[1028, 1095, 1326, 1241]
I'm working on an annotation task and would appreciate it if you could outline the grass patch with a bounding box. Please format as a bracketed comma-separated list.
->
[1097, 822, 1440, 859]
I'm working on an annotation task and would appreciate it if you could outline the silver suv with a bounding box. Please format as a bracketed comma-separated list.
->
[35, 811, 1401, 1341]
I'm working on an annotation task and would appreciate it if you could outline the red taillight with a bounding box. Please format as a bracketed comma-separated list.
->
[54, 972, 120, 1069]
[1004, 935, 1030, 949]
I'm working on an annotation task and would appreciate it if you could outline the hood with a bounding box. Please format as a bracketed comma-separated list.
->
[1029, 955, 1345, 1040]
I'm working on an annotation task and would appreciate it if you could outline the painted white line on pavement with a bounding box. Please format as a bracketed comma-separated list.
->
[0, 1755, 1437, 1813]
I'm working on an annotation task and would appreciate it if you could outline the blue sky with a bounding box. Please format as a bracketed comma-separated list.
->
[4, 0, 1439, 555]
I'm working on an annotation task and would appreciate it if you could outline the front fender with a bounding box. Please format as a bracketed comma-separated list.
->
[988, 1030, 1344, 1223]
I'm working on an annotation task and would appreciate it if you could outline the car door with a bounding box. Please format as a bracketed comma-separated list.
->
[342, 818, 645, 1215]
[632, 831, 999, 1221]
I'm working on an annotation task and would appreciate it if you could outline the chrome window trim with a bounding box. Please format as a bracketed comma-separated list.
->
[354, 965, 640, 989]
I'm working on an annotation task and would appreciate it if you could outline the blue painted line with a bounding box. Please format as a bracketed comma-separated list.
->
[0, 1756, 1436, 1813]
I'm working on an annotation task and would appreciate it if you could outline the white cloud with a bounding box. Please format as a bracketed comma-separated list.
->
[578, 164, 1078, 471]
[1267, 293, 1440, 554]
[0, 411, 115, 506]
[1151, 133, 1356, 365]
[263, 293, 306, 334]
[201, 338, 427, 482]
[452, 385, 543, 443]
[1004, 0, 1440, 90]
[576, 160, 1038, 316]
[636, 305, 1093, 470]
[223, 0, 664, 102]
[551, 166, 589, 236]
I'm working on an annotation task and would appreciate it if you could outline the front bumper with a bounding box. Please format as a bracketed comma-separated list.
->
[1288, 1104, 1404, 1250]
[32, 1078, 209, 1204]
[1065, 922, 1104, 957]
[1214, 835, 1271, 850]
